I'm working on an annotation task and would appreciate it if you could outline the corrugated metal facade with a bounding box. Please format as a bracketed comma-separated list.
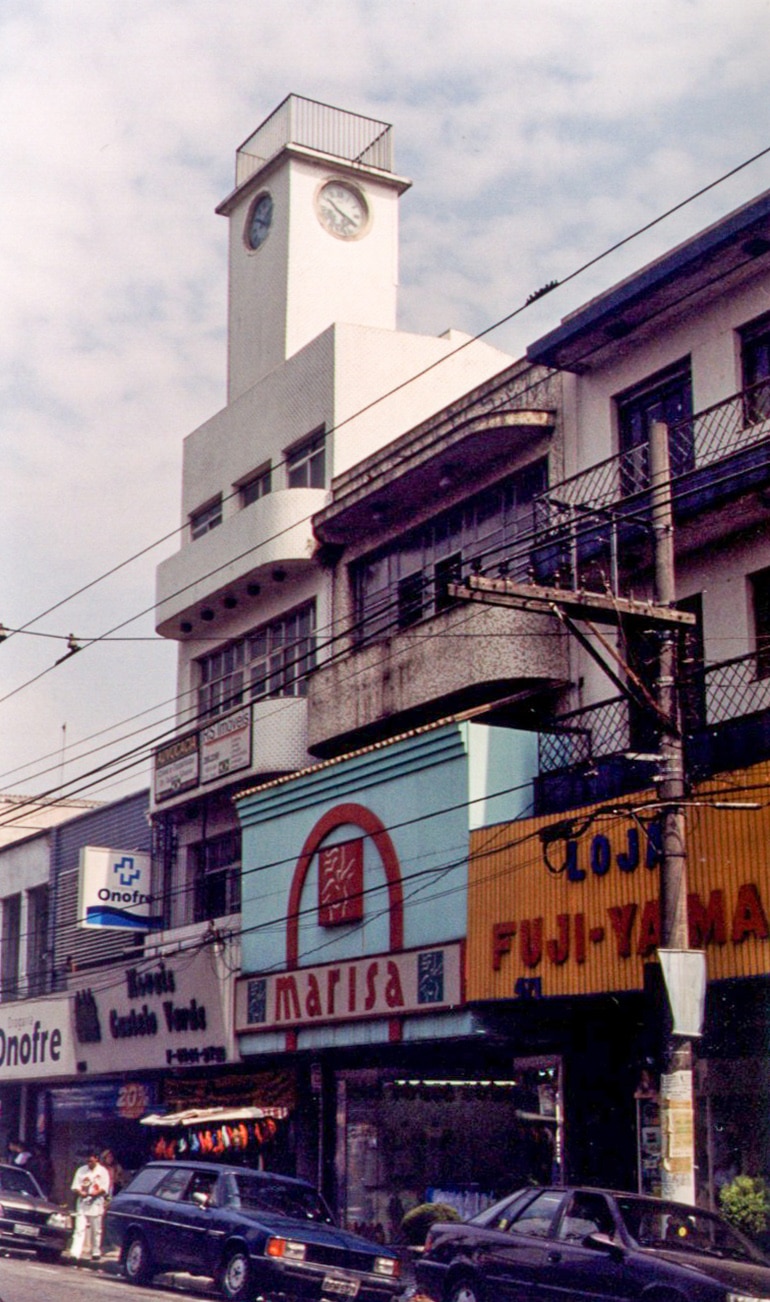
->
[468, 762, 770, 1001]
[50, 790, 151, 977]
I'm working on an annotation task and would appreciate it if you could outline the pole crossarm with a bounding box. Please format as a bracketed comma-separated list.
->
[447, 575, 696, 629]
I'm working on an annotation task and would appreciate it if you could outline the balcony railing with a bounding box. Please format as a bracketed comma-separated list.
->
[529, 380, 770, 589]
[235, 95, 394, 188]
[538, 651, 770, 781]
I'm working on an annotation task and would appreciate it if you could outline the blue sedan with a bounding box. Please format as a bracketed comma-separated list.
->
[413, 1185, 770, 1302]
[106, 1160, 401, 1302]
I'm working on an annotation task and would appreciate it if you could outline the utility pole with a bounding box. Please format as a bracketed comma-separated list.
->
[448, 420, 703, 1203]
[650, 420, 696, 1204]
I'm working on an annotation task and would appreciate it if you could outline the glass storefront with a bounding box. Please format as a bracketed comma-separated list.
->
[336, 1058, 563, 1239]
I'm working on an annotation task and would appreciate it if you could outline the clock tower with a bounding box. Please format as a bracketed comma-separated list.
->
[216, 95, 412, 402]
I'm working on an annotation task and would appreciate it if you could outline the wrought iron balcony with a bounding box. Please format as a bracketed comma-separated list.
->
[529, 379, 770, 590]
[536, 650, 770, 812]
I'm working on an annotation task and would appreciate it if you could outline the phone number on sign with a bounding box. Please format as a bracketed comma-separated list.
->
[166, 1045, 227, 1065]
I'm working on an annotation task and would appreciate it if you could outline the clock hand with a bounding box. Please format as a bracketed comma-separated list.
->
[326, 199, 355, 228]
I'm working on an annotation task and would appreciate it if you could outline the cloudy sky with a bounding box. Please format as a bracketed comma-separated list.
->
[1, 0, 769, 808]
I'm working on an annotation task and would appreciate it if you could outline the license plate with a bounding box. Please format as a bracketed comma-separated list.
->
[322, 1278, 359, 1298]
[13, 1223, 40, 1238]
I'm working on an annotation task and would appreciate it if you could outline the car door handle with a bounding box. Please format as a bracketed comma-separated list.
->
[547, 1250, 562, 1263]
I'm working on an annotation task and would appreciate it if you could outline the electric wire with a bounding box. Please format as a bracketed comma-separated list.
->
[4, 140, 769, 691]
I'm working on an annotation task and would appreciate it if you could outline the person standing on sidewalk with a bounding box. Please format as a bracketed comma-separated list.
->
[68, 1151, 111, 1263]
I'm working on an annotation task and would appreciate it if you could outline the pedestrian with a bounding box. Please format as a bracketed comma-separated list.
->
[29, 1144, 54, 1197]
[7, 1138, 32, 1168]
[68, 1151, 111, 1264]
[100, 1148, 125, 1196]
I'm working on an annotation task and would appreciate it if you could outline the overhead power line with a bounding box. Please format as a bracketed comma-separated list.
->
[3, 142, 770, 795]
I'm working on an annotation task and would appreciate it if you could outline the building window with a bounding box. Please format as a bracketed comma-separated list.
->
[352, 459, 547, 646]
[741, 312, 770, 424]
[198, 602, 316, 718]
[397, 572, 424, 629]
[190, 496, 223, 540]
[188, 830, 241, 923]
[434, 552, 462, 614]
[287, 430, 326, 488]
[240, 464, 272, 507]
[1, 894, 21, 1002]
[199, 641, 245, 718]
[751, 567, 770, 679]
[616, 360, 693, 493]
[248, 603, 316, 699]
[26, 885, 49, 998]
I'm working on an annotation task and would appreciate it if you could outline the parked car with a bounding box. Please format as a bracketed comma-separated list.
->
[0, 1161, 71, 1260]
[106, 1159, 402, 1301]
[413, 1184, 770, 1302]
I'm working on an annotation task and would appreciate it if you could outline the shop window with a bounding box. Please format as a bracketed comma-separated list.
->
[616, 361, 693, 495]
[190, 495, 223, 540]
[751, 566, 770, 679]
[189, 830, 241, 923]
[287, 429, 326, 489]
[741, 311, 770, 425]
[239, 463, 272, 507]
[339, 1061, 563, 1239]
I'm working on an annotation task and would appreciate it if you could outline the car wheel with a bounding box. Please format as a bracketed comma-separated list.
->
[219, 1245, 253, 1302]
[446, 1274, 484, 1302]
[123, 1231, 154, 1285]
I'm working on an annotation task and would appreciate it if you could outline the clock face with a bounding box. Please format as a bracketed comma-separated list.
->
[247, 193, 273, 250]
[316, 181, 368, 239]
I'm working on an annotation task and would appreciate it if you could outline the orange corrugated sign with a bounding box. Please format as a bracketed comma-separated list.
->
[467, 761, 770, 1000]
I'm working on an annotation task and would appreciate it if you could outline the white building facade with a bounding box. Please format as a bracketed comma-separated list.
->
[152, 96, 512, 937]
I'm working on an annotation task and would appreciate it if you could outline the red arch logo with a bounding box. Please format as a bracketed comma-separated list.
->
[287, 803, 404, 967]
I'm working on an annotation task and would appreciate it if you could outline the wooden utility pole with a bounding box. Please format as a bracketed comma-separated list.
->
[448, 419, 700, 1201]
[650, 419, 696, 1203]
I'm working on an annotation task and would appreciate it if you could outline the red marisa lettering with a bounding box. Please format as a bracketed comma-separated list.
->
[385, 961, 405, 1008]
[365, 962, 379, 1010]
[327, 968, 341, 1015]
[306, 974, 322, 1018]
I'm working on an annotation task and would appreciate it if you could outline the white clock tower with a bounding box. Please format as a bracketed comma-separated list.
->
[216, 95, 412, 402]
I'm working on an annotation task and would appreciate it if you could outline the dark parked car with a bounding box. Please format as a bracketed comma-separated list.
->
[413, 1184, 770, 1302]
[106, 1160, 402, 1302]
[0, 1161, 71, 1260]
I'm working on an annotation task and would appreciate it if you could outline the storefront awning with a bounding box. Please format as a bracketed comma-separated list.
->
[140, 1105, 288, 1128]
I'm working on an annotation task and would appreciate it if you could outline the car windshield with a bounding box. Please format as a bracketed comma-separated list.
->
[615, 1196, 764, 1262]
[0, 1169, 41, 1199]
[227, 1173, 333, 1223]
